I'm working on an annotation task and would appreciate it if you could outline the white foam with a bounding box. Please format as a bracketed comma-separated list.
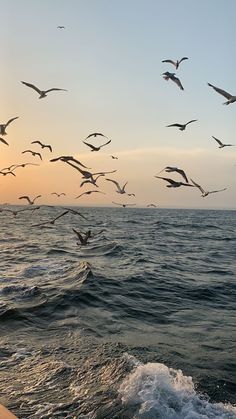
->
[119, 361, 236, 418]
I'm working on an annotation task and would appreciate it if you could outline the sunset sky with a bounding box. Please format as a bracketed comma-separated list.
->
[1, 0, 236, 208]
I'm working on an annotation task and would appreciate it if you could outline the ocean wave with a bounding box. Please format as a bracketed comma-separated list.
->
[119, 360, 236, 418]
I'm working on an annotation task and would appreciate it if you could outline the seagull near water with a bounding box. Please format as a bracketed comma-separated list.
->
[208, 83, 236, 105]
[83, 139, 111, 152]
[190, 179, 227, 197]
[51, 192, 66, 197]
[162, 57, 188, 69]
[212, 136, 234, 149]
[31, 141, 52, 152]
[21, 81, 67, 99]
[112, 202, 136, 208]
[157, 167, 189, 183]
[106, 179, 128, 194]
[162, 72, 184, 90]
[155, 176, 193, 188]
[166, 120, 197, 131]
[75, 190, 105, 199]
[0, 117, 19, 135]
[19, 195, 42, 205]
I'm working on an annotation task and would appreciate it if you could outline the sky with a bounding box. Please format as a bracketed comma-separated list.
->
[1, 0, 236, 209]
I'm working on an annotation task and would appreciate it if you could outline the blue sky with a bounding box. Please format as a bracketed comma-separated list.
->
[1, 0, 236, 208]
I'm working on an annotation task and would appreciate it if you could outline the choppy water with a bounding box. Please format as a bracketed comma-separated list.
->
[0, 206, 235, 418]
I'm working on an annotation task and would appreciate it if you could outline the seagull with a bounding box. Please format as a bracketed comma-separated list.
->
[80, 174, 105, 188]
[127, 193, 135, 197]
[157, 167, 189, 183]
[72, 228, 91, 246]
[162, 57, 188, 69]
[0, 207, 40, 217]
[19, 195, 42, 205]
[166, 120, 197, 131]
[50, 155, 90, 169]
[57, 26, 65, 29]
[110, 155, 118, 159]
[22, 150, 42, 160]
[162, 72, 184, 90]
[208, 83, 236, 105]
[155, 176, 193, 188]
[75, 190, 105, 199]
[51, 192, 66, 197]
[0, 117, 19, 135]
[84, 133, 107, 140]
[0, 170, 16, 177]
[21, 81, 67, 99]
[212, 136, 234, 149]
[31, 141, 52, 152]
[83, 139, 111, 152]
[147, 204, 157, 207]
[32, 210, 70, 227]
[190, 179, 227, 197]
[112, 202, 136, 208]
[106, 179, 128, 194]
[13, 163, 39, 170]
[1, 164, 17, 172]
[0, 137, 9, 146]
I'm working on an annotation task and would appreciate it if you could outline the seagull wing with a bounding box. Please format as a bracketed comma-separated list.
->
[178, 57, 189, 64]
[33, 195, 42, 202]
[44, 88, 67, 93]
[175, 169, 188, 183]
[186, 119, 197, 125]
[0, 137, 9, 146]
[173, 75, 184, 90]
[5, 117, 19, 127]
[212, 136, 223, 146]
[106, 178, 121, 190]
[190, 179, 205, 194]
[52, 210, 69, 222]
[83, 141, 97, 151]
[45, 144, 52, 152]
[21, 150, 32, 154]
[21, 81, 42, 94]
[100, 139, 111, 148]
[209, 188, 227, 194]
[19, 196, 31, 204]
[166, 123, 183, 128]
[31, 141, 42, 146]
[162, 59, 176, 66]
[112, 202, 122, 206]
[85, 133, 106, 140]
[155, 176, 177, 185]
[208, 83, 232, 99]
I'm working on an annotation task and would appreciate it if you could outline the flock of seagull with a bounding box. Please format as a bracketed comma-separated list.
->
[0, 34, 235, 244]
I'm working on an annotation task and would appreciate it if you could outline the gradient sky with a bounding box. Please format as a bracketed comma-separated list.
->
[1, 0, 236, 208]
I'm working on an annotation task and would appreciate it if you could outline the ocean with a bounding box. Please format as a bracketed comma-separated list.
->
[0, 206, 235, 418]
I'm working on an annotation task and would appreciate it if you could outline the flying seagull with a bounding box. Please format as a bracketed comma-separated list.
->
[22, 150, 42, 160]
[208, 83, 236, 105]
[19, 195, 42, 205]
[166, 120, 197, 131]
[21, 81, 67, 99]
[162, 72, 184, 90]
[32, 210, 70, 227]
[162, 57, 188, 69]
[72, 228, 91, 246]
[75, 190, 105, 199]
[190, 179, 227, 197]
[13, 163, 39, 170]
[0, 207, 40, 217]
[110, 155, 118, 159]
[51, 192, 66, 197]
[155, 176, 193, 188]
[83, 139, 111, 152]
[106, 179, 128, 194]
[157, 166, 189, 183]
[112, 202, 136, 208]
[212, 136, 234, 149]
[0, 117, 19, 136]
[0, 170, 16, 177]
[50, 155, 90, 169]
[84, 133, 107, 140]
[0, 137, 9, 146]
[31, 141, 52, 152]
[147, 204, 157, 207]
[57, 26, 65, 29]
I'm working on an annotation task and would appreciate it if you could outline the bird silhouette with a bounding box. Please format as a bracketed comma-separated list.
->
[106, 179, 128, 194]
[208, 83, 236, 105]
[31, 141, 52, 152]
[166, 120, 197, 131]
[190, 179, 227, 197]
[0, 117, 19, 135]
[155, 176, 193, 188]
[75, 190, 105, 199]
[112, 202, 136, 208]
[19, 195, 42, 205]
[162, 72, 184, 90]
[83, 139, 111, 152]
[84, 133, 107, 140]
[212, 136, 234, 149]
[157, 167, 189, 183]
[0, 137, 9, 146]
[21, 81, 67, 99]
[162, 57, 188, 69]
[22, 150, 42, 160]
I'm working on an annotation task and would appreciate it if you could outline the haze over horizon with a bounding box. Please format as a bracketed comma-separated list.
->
[1, 0, 236, 209]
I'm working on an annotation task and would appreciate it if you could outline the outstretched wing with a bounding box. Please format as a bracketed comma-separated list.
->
[190, 178, 205, 194]
[166, 123, 183, 128]
[208, 83, 232, 99]
[173, 76, 184, 90]
[85, 133, 106, 140]
[162, 59, 176, 66]
[106, 178, 120, 188]
[0, 137, 9, 146]
[31, 140, 42, 146]
[155, 176, 177, 185]
[19, 196, 31, 204]
[212, 136, 223, 146]
[100, 139, 111, 148]
[178, 57, 189, 64]
[209, 188, 227, 195]
[21, 81, 42, 94]
[44, 88, 67, 93]
[83, 141, 97, 151]
[5, 117, 19, 127]
[175, 169, 188, 183]
[186, 119, 197, 125]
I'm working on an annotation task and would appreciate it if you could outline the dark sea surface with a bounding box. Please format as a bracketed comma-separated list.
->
[0, 206, 235, 419]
